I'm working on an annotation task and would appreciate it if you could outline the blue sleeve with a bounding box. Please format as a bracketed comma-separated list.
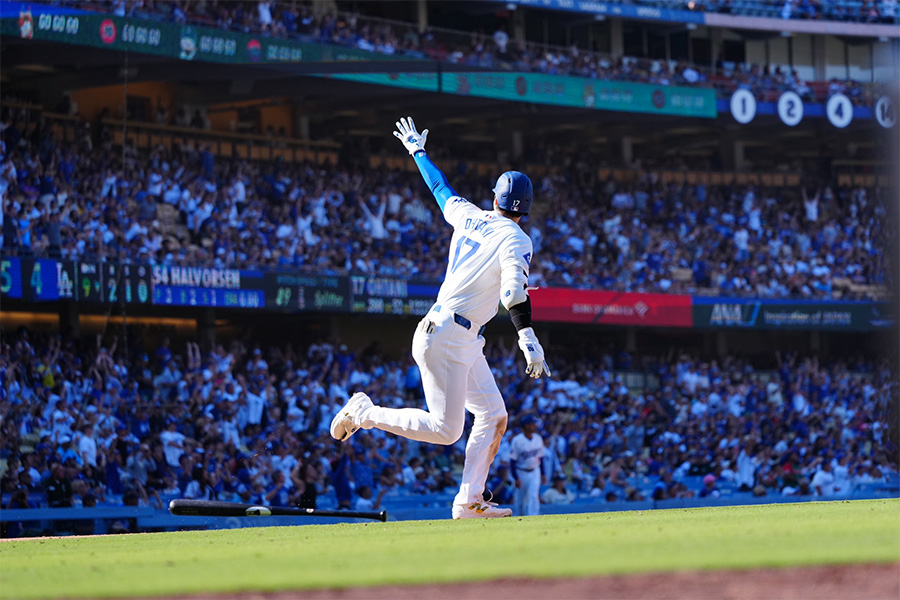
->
[412, 152, 457, 212]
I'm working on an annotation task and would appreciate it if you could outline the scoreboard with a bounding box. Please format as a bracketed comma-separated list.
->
[104, 263, 152, 305]
[0, 256, 439, 316]
[349, 275, 436, 316]
[2, 258, 77, 302]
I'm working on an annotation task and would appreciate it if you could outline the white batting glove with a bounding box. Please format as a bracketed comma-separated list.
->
[517, 327, 551, 379]
[393, 116, 428, 156]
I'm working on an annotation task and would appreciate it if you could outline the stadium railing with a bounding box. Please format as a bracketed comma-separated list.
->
[0, 505, 157, 535]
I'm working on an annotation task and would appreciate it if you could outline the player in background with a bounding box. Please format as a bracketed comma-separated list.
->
[510, 414, 544, 516]
[330, 117, 551, 519]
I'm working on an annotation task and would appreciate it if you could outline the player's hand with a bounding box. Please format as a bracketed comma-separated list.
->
[393, 116, 428, 156]
[517, 327, 551, 379]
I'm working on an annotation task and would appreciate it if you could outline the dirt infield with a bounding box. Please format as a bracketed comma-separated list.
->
[172, 563, 899, 600]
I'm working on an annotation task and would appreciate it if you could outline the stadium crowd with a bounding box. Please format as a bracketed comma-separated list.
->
[0, 326, 896, 535]
[58, 1, 884, 105]
[0, 104, 888, 299]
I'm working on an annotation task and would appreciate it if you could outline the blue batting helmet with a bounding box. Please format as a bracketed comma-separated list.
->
[493, 171, 533, 215]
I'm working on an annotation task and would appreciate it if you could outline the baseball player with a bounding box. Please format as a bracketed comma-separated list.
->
[510, 414, 544, 516]
[331, 116, 551, 519]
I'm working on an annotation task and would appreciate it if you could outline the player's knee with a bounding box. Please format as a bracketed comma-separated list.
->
[495, 412, 508, 435]
[471, 407, 507, 431]
[431, 419, 464, 445]
[486, 406, 507, 426]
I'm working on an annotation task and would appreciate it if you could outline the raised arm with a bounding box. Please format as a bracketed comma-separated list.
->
[358, 196, 374, 218]
[412, 153, 458, 211]
[393, 116, 458, 211]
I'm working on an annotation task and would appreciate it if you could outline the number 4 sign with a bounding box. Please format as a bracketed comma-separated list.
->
[826, 93, 853, 129]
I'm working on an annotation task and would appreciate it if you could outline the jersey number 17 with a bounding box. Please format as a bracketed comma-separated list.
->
[450, 236, 481, 274]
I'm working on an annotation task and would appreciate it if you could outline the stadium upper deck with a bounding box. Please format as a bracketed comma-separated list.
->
[0, 1, 895, 304]
[2, 1, 894, 161]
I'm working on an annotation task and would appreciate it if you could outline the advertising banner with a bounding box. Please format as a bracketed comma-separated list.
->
[530, 288, 693, 327]
[327, 72, 716, 118]
[442, 72, 717, 118]
[1, 3, 409, 65]
[692, 297, 893, 331]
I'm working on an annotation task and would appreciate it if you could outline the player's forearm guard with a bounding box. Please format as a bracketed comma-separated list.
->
[508, 296, 533, 331]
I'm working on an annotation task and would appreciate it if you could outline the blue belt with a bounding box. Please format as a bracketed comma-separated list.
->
[432, 305, 485, 336]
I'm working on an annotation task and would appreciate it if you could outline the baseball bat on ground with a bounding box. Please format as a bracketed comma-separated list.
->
[169, 499, 388, 522]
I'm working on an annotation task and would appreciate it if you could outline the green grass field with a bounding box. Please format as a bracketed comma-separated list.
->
[1, 499, 898, 599]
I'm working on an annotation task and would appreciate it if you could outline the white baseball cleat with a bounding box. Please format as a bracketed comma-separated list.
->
[330, 392, 373, 442]
[451, 501, 513, 519]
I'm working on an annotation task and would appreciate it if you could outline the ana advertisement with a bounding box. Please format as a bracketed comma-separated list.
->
[692, 297, 892, 331]
[530, 288, 693, 327]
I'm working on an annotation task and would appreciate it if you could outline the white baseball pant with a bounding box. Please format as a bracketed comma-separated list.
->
[359, 307, 508, 506]
[514, 468, 541, 516]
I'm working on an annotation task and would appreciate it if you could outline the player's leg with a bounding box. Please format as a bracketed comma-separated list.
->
[346, 320, 473, 444]
[525, 471, 541, 516]
[514, 479, 526, 516]
[451, 354, 510, 517]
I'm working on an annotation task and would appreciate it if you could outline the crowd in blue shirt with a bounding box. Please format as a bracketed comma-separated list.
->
[1, 104, 887, 299]
[1, 324, 896, 534]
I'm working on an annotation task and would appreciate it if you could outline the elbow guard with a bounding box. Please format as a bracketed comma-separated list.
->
[508, 296, 533, 331]
[501, 270, 529, 310]
[501, 284, 529, 310]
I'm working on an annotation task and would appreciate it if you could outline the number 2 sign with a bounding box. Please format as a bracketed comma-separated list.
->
[777, 91, 804, 127]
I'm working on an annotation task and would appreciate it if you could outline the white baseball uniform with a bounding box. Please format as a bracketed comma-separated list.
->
[360, 196, 534, 507]
[511, 431, 544, 516]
